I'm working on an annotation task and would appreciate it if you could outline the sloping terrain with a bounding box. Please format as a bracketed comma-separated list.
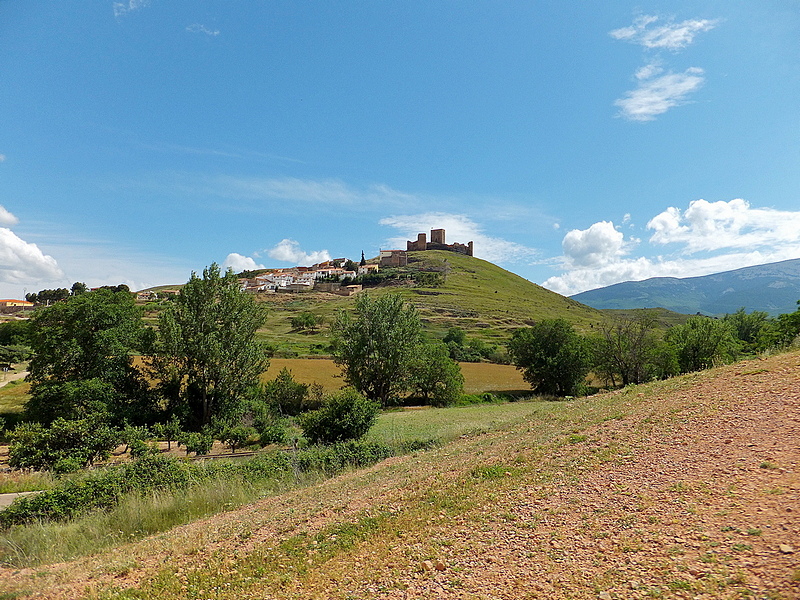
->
[571, 257, 800, 316]
[253, 250, 603, 353]
[2, 352, 797, 599]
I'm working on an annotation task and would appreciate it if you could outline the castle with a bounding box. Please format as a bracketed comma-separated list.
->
[406, 228, 473, 256]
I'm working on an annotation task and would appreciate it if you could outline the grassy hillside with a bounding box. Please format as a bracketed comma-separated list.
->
[251, 251, 604, 355]
[3, 352, 797, 598]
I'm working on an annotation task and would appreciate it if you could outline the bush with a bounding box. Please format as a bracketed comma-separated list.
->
[0, 454, 193, 527]
[256, 414, 288, 446]
[179, 429, 214, 456]
[292, 440, 393, 475]
[8, 417, 119, 471]
[298, 388, 381, 445]
[262, 368, 314, 416]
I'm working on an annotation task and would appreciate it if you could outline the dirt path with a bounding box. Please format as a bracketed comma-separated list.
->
[0, 369, 27, 388]
[1, 353, 798, 599]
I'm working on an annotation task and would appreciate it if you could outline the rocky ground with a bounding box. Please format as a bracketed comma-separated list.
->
[1, 352, 798, 599]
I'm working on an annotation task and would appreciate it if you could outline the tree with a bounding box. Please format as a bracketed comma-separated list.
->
[594, 311, 660, 386]
[8, 416, 119, 472]
[756, 301, 800, 350]
[290, 311, 322, 332]
[507, 319, 592, 397]
[70, 281, 88, 296]
[25, 288, 152, 425]
[263, 367, 311, 416]
[723, 308, 769, 352]
[298, 388, 380, 445]
[331, 293, 423, 406]
[409, 342, 464, 406]
[665, 316, 738, 373]
[151, 263, 270, 429]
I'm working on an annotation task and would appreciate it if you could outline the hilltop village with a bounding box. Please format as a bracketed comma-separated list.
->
[235, 228, 473, 296]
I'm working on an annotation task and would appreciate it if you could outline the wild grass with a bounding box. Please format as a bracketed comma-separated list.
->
[0, 473, 301, 566]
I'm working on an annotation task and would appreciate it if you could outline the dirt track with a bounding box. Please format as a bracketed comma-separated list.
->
[1, 353, 798, 599]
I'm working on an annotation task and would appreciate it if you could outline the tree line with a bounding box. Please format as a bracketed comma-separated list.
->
[2, 263, 800, 474]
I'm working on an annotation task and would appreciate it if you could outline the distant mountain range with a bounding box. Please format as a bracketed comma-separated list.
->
[570, 258, 800, 316]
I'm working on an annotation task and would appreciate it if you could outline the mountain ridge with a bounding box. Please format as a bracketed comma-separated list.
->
[570, 257, 800, 316]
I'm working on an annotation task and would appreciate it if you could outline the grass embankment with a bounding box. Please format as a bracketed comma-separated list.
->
[4, 351, 793, 599]
[0, 401, 547, 568]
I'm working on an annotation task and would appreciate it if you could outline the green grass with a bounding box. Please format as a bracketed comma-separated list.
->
[365, 401, 551, 448]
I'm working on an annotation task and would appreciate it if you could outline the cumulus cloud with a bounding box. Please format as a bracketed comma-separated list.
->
[379, 212, 538, 265]
[648, 198, 800, 252]
[543, 199, 800, 296]
[610, 15, 719, 50]
[113, 0, 149, 18]
[615, 67, 705, 122]
[186, 23, 220, 36]
[0, 228, 63, 285]
[0, 205, 19, 227]
[222, 253, 264, 273]
[267, 239, 331, 266]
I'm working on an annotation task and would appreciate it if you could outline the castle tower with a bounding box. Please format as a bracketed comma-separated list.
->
[430, 228, 445, 245]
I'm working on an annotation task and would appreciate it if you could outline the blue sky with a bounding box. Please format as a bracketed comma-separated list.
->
[1, 1, 799, 298]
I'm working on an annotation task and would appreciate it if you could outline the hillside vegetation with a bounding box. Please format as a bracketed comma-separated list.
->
[244, 251, 606, 355]
[2, 351, 797, 598]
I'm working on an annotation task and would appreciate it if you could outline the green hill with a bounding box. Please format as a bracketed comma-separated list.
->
[253, 250, 604, 355]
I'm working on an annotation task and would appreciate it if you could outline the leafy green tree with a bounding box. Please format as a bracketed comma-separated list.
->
[723, 308, 769, 352]
[594, 311, 660, 386]
[507, 319, 592, 396]
[262, 367, 312, 416]
[0, 320, 30, 346]
[290, 311, 322, 332]
[756, 301, 800, 350]
[409, 342, 464, 406]
[25, 378, 116, 425]
[8, 417, 119, 472]
[331, 293, 423, 406]
[443, 327, 466, 346]
[70, 281, 88, 296]
[25, 288, 152, 425]
[151, 263, 270, 429]
[152, 415, 183, 450]
[298, 388, 380, 445]
[665, 316, 738, 373]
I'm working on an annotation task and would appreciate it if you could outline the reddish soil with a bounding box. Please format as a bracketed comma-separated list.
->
[0, 353, 798, 599]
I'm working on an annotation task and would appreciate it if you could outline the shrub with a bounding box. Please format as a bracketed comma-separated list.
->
[292, 440, 393, 475]
[256, 414, 288, 446]
[0, 454, 193, 527]
[298, 388, 381, 445]
[179, 429, 214, 456]
[8, 417, 119, 471]
[262, 368, 312, 416]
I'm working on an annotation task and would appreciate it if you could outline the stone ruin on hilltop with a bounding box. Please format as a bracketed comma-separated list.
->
[406, 228, 473, 256]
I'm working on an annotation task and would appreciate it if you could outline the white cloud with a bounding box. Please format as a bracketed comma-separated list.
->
[267, 239, 331, 266]
[222, 253, 264, 273]
[615, 67, 705, 122]
[0, 228, 63, 286]
[186, 23, 220, 36]
[113, 0, 149, 19]
[0, 154, 6, 162]
[543, 199, 800, 295]
[561, 221, 628, 268]
[0, 205, 19, 227]
[379, 212, 538, 265]
[610, 15, 718, 50]
[648, 198, 800, 252]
